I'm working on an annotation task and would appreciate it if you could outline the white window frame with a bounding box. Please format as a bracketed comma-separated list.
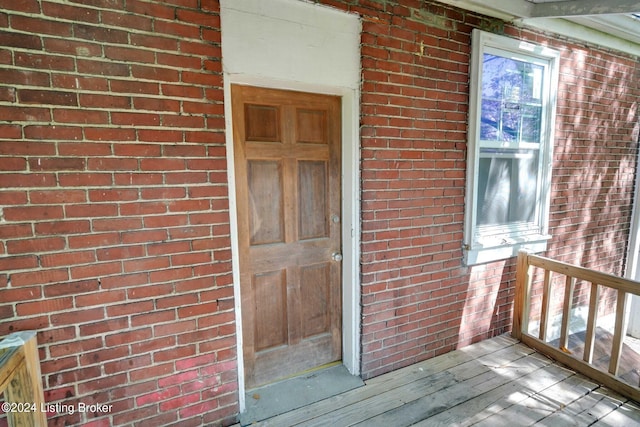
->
[464, 29, 560, 266]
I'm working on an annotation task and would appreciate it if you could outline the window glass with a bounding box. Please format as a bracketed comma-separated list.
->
[476, 149, 539, 226]
[480, 54, 544, 144]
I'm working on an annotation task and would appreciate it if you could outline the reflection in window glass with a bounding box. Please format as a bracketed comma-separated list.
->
[476, 149, 539, 226]
[480, 54, 544, 144]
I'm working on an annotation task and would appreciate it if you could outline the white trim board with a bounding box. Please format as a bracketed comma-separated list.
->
[220, 0, 362, 412]
[437, 0, 640, 56]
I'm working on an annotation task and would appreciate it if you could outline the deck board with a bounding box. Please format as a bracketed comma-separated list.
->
[250, 335, 640, 426]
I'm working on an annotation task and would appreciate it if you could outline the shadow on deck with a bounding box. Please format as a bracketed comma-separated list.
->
[248, 334, 640, 426]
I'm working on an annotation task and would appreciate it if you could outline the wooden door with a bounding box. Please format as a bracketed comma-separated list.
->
[232, 85, 342, 388]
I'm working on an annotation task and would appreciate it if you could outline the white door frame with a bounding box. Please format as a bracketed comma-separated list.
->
[220, 0, 362, 411]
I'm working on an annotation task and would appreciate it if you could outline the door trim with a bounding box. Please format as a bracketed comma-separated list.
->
[223, 75, 361, 411]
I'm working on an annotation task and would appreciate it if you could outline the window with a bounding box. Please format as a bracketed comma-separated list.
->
[464, 30, 560, 265]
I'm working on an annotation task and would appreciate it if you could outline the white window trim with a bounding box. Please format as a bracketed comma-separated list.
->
[464, 29, 560, 266]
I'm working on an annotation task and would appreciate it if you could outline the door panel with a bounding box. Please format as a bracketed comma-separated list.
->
[247, 160, 284, 245]
[232, 85, 342, 388]
[253, 269, 287, 351]
[300, 263, 330, 338]
[298, 160, 328, 240]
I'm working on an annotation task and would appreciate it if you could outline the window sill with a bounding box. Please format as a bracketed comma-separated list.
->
[464, 235, 550, 266]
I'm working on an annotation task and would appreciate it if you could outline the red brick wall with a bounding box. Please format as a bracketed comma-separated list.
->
[0, 0, 237, 426]
[1, 0, 639, 425]
[318, 0, 640, 378]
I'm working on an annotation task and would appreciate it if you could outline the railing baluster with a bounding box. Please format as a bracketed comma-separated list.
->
[539, 269, 552, 341]
[609, 289, 627, 376]
[513, 250, 532, 340]
[583, 282, 599, 364]
[559, 275, 576, 352]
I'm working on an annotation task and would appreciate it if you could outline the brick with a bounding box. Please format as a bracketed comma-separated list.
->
[164, 171, 208, 184]
[88, 188, 138, 202]
[156, 293, 198, 309]
[53, 108, 110, 124]
[0, 223, 32, 239]
[180, 42, 220, 60]
[110, 80, 160, 95]
[161, 83, 203, 98]
[15, 51, 75, 71]
[77, 373, 128, 395]
[6, 237, 66, 254]
[0, 254, 38, 271]
[79, 317, 128, 337]
[75, 289, 126, 307]
[74, 23, 128, 43]
[92, 217, 143, 232]
[123, 256, 170, 273]
[0, 315, 49, 336]
[104, 328, 152, 347]
[149, 266, 192, 284]
[154, 21, 200, 39]
[68, 232, 120, 249]
[0, 29, 42, 49]
[45, 38, 102, 57]
[111, 111, 160, 126]
[159, 392, 200, 412]
[43, 279, 99, 298]
[40, 189, 87, 205]
[0, 85, 16, 102]
[104, 45, 155, 63]
[24, 125, 82, 140]
[140, 187, 186, 200]
[171, 251, 212, 266]
[0, 157, 26, 171]
[96, 245, 145, 261]
[118, 200, 166, 215]
[41, 355, 79, 375]
[76, 59, 130, 76]
[136, 385, 181, 407]
[106, 301, 154, 317]
[137, 129, 184, 142]
[131, 310, 176, 327]
[101, 10, 153, 32]
[70, 261, 122, 279]
[132, 65, 180, 82]
[79, 93, 131, 109]
[0, 286, 43, 302]
[128, 362, 173, 382]
[127, 0, 174, 19]
[19, 89, 77, 105]
[17, 296, 73, 316]
[34, 220, 91, 236]
[153, 319, 196, 337]
[65, 203, 118, 218]
[0, 173, 56, 188]
[130, 336, 175, 355]
[121, 229, 168, 244]
[132, 38, 179, 58]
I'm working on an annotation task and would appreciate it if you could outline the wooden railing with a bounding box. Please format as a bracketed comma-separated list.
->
[0, 331, 47, 427]
[513, 250, 640, 403]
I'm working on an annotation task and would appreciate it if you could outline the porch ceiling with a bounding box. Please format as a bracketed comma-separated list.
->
[437, 0, 640, 55]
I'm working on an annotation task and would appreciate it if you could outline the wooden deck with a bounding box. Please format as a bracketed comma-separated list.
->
[251, 335, 640, 426]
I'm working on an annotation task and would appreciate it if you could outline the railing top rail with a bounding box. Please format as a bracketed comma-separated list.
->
[525, 251, 640, 296]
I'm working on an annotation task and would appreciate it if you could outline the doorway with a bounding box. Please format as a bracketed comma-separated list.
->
[231, 85, 343, 388]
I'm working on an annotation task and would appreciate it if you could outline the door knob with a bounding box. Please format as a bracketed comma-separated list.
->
[332, 252, 343, 262]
